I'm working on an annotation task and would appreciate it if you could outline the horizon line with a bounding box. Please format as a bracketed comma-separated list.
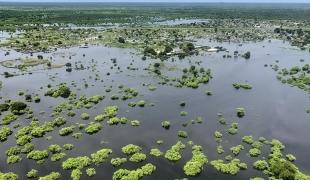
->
[0, 1, 309, 3]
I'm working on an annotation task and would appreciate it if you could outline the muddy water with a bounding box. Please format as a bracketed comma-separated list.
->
[0, 39, 309, 179]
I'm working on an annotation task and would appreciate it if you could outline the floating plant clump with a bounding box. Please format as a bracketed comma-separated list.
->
[183, 145, 208, 176]
[164, 141, 185, 161]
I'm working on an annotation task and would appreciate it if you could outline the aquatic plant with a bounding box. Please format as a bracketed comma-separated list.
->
[130, 120, 140, 126]
[178, 130, 188, 138]
[217, 145, 225, 154]
[210, 158, 247, 175]
[7, 155, 21, 164]
[214, 131, 223, 139]
[107, 117, 120, 125]
[59, 126, 75, 136]
[85, 123, 102, 134]
[112, 163, 156, 180]
[150, 148, 162, 157]
[103, 106, 118, 118]
[48, 144, 62, 154]
[122, 144, 142, 155]
[51, 153, 66, 162]
[236, 108, 245, 117]
[129, 152, 146, 163]
[91, 148, 112, 165]
[242, 135, 254, 144]
[249, 148, 261, 157]
[230, 145, 244, 156]
[180, 111, 188, 116]
[164, 141, 185, 161]
[232, 83, 252, 90]
[183, 145, 208, 176]
[111, 157, 127, 166]
[253, 160, 268, 170]
[52, 117, 66, 127]
[137, 100, 146, 107]
[62, 156, 91, 170]
[27, 150, 49, 161]
[63, 144, 74, 151]
[0, 172, 18, 180]
[45, 83, 71, 98]
[2, 113, 18, 125]
[38, 172, 61, 180]
[0, 126, 13, 142]
[86, 168, 96, 177]
[228, 123, 238, 135]
[80, 113, 90, 120]
[286, 154, 296, 162]
[10, 101, 27, 114]
[26, 169, 38, 178]
[94, 114, 105, 122]
[161, 121, 171, 129]
[0, 103, 10, 112]
[6, 146, 21, 156]
[71, 169, 82, 180]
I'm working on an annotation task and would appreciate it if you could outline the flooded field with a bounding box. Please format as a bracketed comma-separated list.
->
[1, 2, 310, 180]
[1, 37, 309, 179]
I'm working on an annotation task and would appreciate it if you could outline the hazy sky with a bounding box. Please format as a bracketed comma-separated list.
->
[0, 0, 309, 3]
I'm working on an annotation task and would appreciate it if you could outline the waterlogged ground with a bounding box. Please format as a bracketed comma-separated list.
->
[0, 39, 310, 179]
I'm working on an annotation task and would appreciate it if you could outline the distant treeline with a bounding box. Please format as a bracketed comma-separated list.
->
[0, 3, 310, 28]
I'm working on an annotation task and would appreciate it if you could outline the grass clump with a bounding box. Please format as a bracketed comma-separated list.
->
[91, 148, 112, 165]
[130, 120, 140, 126]
[27, 150, 49, 161]
[1, 113, 18, 125]
[183, 145, 208, 176]
[236, 107, 245, 117]
[45, 83, 71, 98]
[164, 141, 185, 161]
[80, 113, 90, 120]
[161, 121, 170, 129]
[86, 168, 96, 177]
[112, 163, 156, 180]
[38, 172, 61, 180]
[249, 148, 261, 157]
[26, 169, 38, 178]
[129, 153, 147, 163]
[228, 123, 238, 135]
[150, 148, 162, 157]
[178, 130, 188, 138]
[253, 160, 268, 170]
[233, 83, 252, 90]
[7, 155, 22, 164]
[71, 169, 82, 180]
[59, 126, 75, 136]
[62, 156, 91, 170]
[0, 172, 18, 180]
[10, 101, 27, 114]
[111, 157, 127, 167]
[210, 158, 247, 175]
[0, 127, 12, 142]
[122, 144, 141, 155]
[103, 106, 118, 118]
[85, 123, 102, 134]
[230, 145, 244, 156]
[242, 135, 254, 144]
[51, 153, 66, 162]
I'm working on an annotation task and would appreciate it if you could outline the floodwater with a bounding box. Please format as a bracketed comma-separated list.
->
[0, 39, 309, 179]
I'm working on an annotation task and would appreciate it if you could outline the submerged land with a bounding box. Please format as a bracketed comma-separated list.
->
[0, 2, 310, 180]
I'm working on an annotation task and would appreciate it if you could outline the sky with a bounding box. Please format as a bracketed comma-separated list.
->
[0, 0, 309, 3]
